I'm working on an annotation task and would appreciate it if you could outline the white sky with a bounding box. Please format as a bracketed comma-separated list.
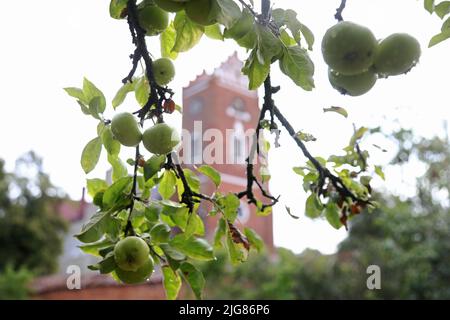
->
[0, 0, 449, 254]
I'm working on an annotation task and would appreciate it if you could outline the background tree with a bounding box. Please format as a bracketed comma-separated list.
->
[0, 152, 68, 276]
[0, 265, 33, 300]
[199, 128, 450, 299]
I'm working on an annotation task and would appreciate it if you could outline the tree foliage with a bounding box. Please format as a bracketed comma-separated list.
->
[0, 152, 68, 276]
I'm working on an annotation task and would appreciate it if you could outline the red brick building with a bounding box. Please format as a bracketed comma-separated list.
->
[181, 52, 273, 248]
[33, 53, 273, 299]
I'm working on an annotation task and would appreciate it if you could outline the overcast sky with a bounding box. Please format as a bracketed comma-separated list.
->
[1, 0, 449, 254]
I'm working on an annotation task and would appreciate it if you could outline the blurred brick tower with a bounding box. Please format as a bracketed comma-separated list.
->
[181, 52, 273, 249]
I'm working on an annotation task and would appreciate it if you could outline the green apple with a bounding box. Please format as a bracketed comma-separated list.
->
[114, 257, 154, 284]
[111, 112, 142, 147]
[373, 33, 421, 77]
[322, 21, 378, 75]
[138, 4, 169, 36]
[328, 68, 377, 96]
[114, 236, 150, 272]
[152, 58, 175, 86]
[142, 123, 180, 155]
[185, 0, 217, 26]
[154, 0, 185, 12]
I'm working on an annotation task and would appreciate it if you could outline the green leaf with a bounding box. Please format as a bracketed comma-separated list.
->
[236, 25, 257, 49]
[97, 252, 117, 274]
[134, 76, 150, 107]
[182, 168, 201, 194]
[173, 11, 204, 53]
[350, 127, 368, 145]
[102, 176, 132, 209]
[280, 29, 297, 46]
[272, 8, 286, 27]
[325, 202, 342, 229]
[64, 87, 87, 104]
[284, 9, 302, 43]
[244, 228, 264, 252]
[428, 30, 450, 47]
[204, 24, 224, 40]
[185, 212, 205, 238]
[197, 165, 221, 187]
[213, 218, 227, 249]
[305, 193, 323, 218]
[255, 24, 283, 65]
[424, 0, 435, 14]
[78, 239, 114, 257]
[170, 235, 214, 261]
[109, 0, 128, 19]
[226, 230, 248, 264]
[159, 170, 177, 199]
[283, 9, 315, 50]
[279, 45, 315, 91]
[162, 266, 182, 300]
[77, 100, 92, 115]
[160, 22, 179, 60]
[323, 106, 348, 118]
[242, 49, 270, 90]
[101, 126, 121, 156]
[212, 0, 241, 29]
[86, 179, 108, 198]
[107, 154, 128, 182]
[435, 1, 450, 19]
[112, 82, 133, 109]
[160, 243, 186, 262]
[429, 18, 450, 47]
[180, 262, 205, 300]
[150, 223, 171, 243]
[441, 15, 450, 32]
[292, 167, 305, 176]
[145, 203, 162, 222]
[75, 210, 110, 243]
[161, 199, 184, 208]
[374, 165, 385, 180]
[144, 155, 166, 181]
[164, 207, 190, 231]
[296, 131, 317, 142]
[219, 193, 240, 222]
[88, 96, 102, 120]
[83, 78, 106, 113]
[81, 137, 102, 174]
[299, 23, 315, 51]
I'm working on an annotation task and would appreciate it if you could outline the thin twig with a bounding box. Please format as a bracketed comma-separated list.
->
[335, 0, 347, 22]
[237, 0, 258, 17]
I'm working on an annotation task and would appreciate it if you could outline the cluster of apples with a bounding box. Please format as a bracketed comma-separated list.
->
[138, 0, 220, 30]
[111, 112, 180, 154]
[321, 21, 421, 96]
[113, 236, 154, 284]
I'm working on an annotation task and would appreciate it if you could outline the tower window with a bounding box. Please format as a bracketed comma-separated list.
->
[189, 98, 204, 115]
[232, 98, 246, 111]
